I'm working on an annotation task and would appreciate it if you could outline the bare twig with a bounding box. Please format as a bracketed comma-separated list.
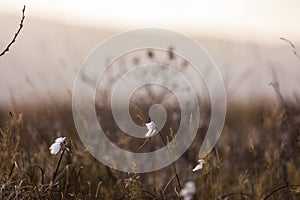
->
[280, 37, 300, 62]
[0, 5, 26, 57]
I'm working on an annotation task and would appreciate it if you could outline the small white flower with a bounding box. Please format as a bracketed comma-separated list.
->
[192, 159, 205, 172]
[49, 137, 66, 155]
[145, 121, 159, 137]
[55, 137, 66, 143]
[180, 181, 196, 200]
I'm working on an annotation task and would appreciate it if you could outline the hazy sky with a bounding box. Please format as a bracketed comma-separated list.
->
[1, 0, 300, 44]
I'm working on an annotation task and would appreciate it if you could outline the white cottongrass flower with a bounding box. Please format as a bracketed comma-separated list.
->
[49, 137, 66, 155]
[180, 181, 196, 200]
[145, 121, 159, 137]
[192, 159, 205, 172]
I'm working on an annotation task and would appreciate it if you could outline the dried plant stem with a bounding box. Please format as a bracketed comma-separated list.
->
[162, 174, 176, 195]
[217, 192, 254, 200]
[280, 37, 300, 62]
[158, 131, 182, 190]
[0, 5, 26, 57]
[48, 149, 66, 198]
[53, 149, 66, 183]
[95, 181, 102, 198]
[270, 82, 300, 137]
[149, 138, 158, 196]
[27, 165, 44, 199]
[279, 147, 294, 200]
[137, 137, 150, 150]
[263, 184, 300, 200]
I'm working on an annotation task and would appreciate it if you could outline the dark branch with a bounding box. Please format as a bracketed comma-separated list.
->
[280, 37, 300, 62]
[263, 184, 300, 200]
[0, 5, 26, 57]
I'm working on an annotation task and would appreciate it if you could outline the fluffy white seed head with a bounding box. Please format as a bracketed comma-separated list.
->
[145, 121, 159, 137]
[55, 137, 66, 143]
[49, 136, 66, 155]
[49, 142, 61, 155]
[192, 159, 205, 172]
[180, 181, 196, 200]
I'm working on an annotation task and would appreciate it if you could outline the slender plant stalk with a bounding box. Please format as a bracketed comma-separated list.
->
[263, 184, 300, 200]
[149, 138, 158, 196]
[48, 149, 66, 198]
[158, 131, 182, 190]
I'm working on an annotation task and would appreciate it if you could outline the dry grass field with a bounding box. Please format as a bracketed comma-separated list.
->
[1, 49, 300, 199]
[1, 5, 300, 200]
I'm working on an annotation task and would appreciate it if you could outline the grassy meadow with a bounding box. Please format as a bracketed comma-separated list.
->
[0, 8, 300, 199]
[1, 53, 300, 200]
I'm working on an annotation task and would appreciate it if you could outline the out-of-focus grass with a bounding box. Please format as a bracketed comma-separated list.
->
[1, 40, 300, 199]
[0, 98, 300, 199]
